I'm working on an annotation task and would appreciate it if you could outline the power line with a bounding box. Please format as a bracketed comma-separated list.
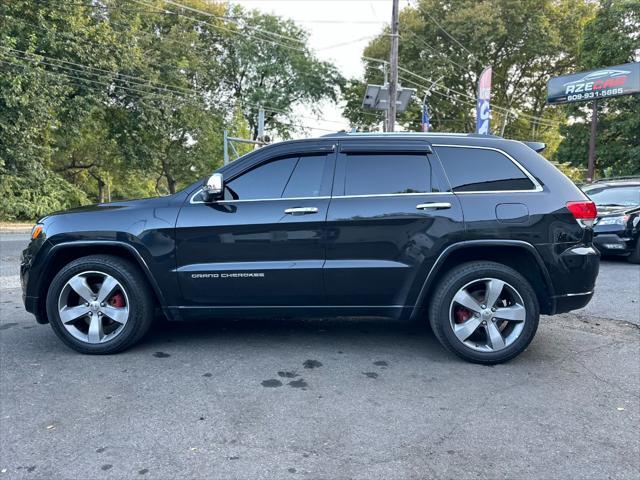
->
[131, 0, 308, 53]
[160, 0, 306, 47]
[289, 19, 386, 24]
[1, 54, 348, 132]
[416, 5, 482, 66]
[316, 35, 377, 51]
[0, 57, 197, 103]
[364, 56, 562, 127]
[397, 74, 561, 129]
[401, 31, 469, 73]
[2, 20, 349, 123]
[1, 46, 201, 98]
[362, 61, 560, 129]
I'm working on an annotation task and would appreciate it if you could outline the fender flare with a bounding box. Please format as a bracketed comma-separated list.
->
[410, 239, 555, 320]
[40, 240, 169, 311]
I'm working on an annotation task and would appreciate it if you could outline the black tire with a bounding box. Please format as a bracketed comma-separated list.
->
[627, 240, 640, 264]
[428, 261, 540, 364]
[46, 255, 154, 354]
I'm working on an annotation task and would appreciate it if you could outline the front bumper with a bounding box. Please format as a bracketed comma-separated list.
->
[593, 233, 635, 255]
[552, 291, 594, 314]
[20, 238, 50, 324]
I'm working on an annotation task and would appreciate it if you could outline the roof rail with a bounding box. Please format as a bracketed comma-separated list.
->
[320, 131, 503, 139]
[321, 131, 349, 137]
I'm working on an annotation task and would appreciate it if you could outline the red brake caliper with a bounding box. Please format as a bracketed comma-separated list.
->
[108, 292, 125, 308]
[454, 306, 471, 324]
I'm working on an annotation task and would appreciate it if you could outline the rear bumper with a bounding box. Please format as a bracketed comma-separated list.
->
[537, 243, 600, 315]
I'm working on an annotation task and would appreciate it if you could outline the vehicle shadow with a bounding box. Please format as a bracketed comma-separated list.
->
[143, 314, 446, 358]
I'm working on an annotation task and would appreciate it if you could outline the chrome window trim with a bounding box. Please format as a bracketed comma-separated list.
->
[189, 189, 451, 204]
[190, 189, 331, 204]
[332, 191, 452, 199]
[432, 144, 544, 194]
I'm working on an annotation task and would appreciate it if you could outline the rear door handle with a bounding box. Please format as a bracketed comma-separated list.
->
[416, 202, 452, 210]
[284, 207, 319, 215]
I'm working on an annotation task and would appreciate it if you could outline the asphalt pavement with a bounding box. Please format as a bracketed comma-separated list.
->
[1, 233, 639, 479]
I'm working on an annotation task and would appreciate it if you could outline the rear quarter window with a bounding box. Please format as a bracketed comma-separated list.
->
[436, 146, 535, 192]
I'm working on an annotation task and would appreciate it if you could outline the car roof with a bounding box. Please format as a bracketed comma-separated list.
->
[586, 177, 640, 188]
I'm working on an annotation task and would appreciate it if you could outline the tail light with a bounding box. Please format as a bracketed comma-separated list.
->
[566, 201, 597, 228]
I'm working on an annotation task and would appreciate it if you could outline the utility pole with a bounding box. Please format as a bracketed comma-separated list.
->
[257, 107, 265, 141]
[587, 100, 598, 182]
[382, 62, 388, 132]
[387, 0, 399, 132]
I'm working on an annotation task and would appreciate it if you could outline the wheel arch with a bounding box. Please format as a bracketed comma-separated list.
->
[34, 241, 168, 324]
[411, 240, 555, 319]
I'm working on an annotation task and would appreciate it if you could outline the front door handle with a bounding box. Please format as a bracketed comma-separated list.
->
[416, 202, 452, 210]
[284, 207, 319, 215]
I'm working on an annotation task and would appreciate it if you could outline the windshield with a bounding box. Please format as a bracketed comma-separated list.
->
[583, 185, 640, 207]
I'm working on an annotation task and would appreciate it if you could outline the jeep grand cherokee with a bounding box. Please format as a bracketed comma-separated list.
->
[21, 133, 600, 363]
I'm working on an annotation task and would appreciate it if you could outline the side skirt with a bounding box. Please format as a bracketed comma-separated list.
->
[166, 305, 413, 321]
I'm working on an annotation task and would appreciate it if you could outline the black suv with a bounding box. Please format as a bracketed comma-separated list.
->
[582, 178, 640, 263]
[21, 133, 599, 363]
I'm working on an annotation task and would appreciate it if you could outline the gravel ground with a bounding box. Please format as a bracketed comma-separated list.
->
[1, 233, 639, 479]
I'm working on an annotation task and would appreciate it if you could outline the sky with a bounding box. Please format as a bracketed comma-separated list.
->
[228, 0, 412, 137]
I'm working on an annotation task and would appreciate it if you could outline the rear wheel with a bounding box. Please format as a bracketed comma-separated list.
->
[46, 255, 154, 354]
[429, 261, 539, 364]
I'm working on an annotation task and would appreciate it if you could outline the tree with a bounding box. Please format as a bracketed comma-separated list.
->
[343, 0, 594, 153]
[216, 5, 345, 139]
[1, 0, 346, 215]
[555, 0, 640, 177]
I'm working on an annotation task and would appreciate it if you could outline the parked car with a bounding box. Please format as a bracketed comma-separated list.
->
[21, 133, 599, 363]
[582, 177, 640, 263]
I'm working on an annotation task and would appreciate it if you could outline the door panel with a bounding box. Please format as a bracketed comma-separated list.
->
[324, 146, 464, 308]
[175, 150, 335, 307]
[324, 193, 463, 306]
[175, 198, 329, 306]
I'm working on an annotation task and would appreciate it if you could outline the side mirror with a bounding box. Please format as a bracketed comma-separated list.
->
[202, 173, 224, 202]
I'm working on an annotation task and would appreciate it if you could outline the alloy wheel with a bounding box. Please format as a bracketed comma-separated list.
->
[449, 277, 527, 353]
[57, 271, 130, 344]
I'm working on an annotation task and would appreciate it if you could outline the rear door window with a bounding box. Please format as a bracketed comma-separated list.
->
[436, 147, 535, 192]
[343, 154, 432, 195]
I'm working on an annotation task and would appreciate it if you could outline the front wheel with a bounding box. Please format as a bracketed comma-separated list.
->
[46, 255, 154, 354]
[429, 261, 540, 364]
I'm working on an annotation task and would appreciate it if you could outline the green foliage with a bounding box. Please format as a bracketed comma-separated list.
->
[344, 0, 595, 147]
[0, 0, 343, 219]
[220, 5, 345, 139]
[554, 0, 640, 178]
[0, 170, 90, 221]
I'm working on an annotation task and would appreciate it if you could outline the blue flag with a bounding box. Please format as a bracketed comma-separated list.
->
[476, 67, 492, 134]
[421, 103, 431, 132]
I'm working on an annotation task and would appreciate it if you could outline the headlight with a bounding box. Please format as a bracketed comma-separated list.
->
[31, 224, 44, 240]
[596, 215, 628, 226]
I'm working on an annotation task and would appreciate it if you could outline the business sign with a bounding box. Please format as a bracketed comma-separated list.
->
[476, 67, 492, 134]
[547, 62, 640, 104]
